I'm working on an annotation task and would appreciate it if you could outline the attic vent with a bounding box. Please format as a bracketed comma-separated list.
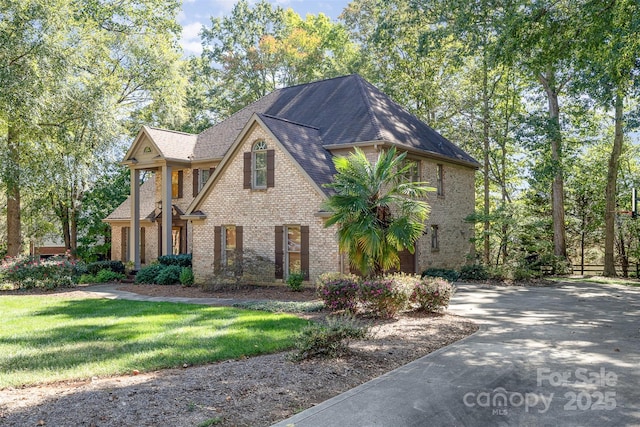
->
[144, 146, 152, 153]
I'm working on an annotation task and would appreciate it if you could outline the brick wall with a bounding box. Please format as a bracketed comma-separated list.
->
[417, 160, 476, 270]
[192, 123, 341, 285]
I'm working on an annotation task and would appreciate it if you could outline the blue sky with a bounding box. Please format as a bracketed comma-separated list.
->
[179, 0, 351, 56]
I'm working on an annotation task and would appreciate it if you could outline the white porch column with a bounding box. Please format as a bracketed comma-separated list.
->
[129, 168, 141, 270]
[161, 164, 173, 255]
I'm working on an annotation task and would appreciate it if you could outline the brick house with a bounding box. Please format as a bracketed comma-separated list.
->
[104, 74, 478, 284]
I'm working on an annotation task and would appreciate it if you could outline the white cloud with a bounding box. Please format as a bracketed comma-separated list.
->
[180, 22, 205, 56]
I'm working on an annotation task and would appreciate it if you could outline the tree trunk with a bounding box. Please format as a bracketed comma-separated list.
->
[482, 56, 491, 265]
[539, 69, 567, 260]
[6, 125, 21, 257]
[70, 206, 78, 253]
[603, 91, 624, 276]
[59, 201, 71, 250]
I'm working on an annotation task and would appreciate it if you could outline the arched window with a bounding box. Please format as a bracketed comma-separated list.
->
[252, 140, 268, 188]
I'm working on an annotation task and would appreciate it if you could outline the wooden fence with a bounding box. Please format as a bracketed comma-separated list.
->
[568, 264, 639, 277]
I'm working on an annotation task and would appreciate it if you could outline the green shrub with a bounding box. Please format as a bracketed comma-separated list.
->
[410, 277, 455, 312]
[286, 271, 305, 291]
[1, 256, 77, 290]
[513, 266, 542, 281]
[96, 269, 126, 283]
[359, 277, 408, 318]
[180, 267, 194, 287]
[316, 272, 360, 312]
[78, 273, 98, 284]
[78, 269, 126, 284]
[291, 315, 369, 361]
[135, 264, 164, 284]
[87, 260, 125, 275]
[421, 268, 460, 282]
[459, 264, 489, 281]
[155, 265, 182, 285]
[74, 263, 89, 276]
[157, 254, 192, 267]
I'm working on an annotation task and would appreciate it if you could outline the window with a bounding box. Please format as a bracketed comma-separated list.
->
[436, 164, 444, 196]
[121, 227, 130, 262]
[252, 141, 268, 189]
[401, 159, 420, 182]
[221, 225, 236, 267]
[275, 225, 309, 280]
[172, 227, 181, 255]
[431, 225, 439, 251]
[172, 170, 183, 198]
[199, 168, 210, 192]
[285, 226, 301, 277]
[214, 225, 243, 274]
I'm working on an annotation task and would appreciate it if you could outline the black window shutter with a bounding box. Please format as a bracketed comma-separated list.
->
[235, 226, 243, 277]
[157, 225, 162, 257]
[140, 227, 146, 264]
[243, 152, 251, 189]
[214, 226, 221, 273]
[301, 226, 309, 280]
[178, 170, 183, 198]
[121, 227, 128, 262]
[275, 225, 283, 279]
[192, 169, 199, 197]
[267, 150, 275, 188]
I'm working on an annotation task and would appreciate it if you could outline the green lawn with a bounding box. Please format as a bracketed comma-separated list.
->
[0, 296, 309, 388]
[550, 276, 640, 287]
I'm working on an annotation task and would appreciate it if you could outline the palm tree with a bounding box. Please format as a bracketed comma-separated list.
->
[323, 147, 433, 277]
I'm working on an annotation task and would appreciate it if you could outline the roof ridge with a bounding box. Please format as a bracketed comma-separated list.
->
[197, 89, 285, 137]
[354, 75, 384, 141]
[144, 125, 196, 137]
[276, 74, 355, 92]
[259, 113, 320, 130]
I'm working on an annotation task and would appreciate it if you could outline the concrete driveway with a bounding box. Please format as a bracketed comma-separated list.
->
[273, 281, 640, 426]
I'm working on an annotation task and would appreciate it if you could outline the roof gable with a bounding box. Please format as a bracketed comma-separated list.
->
[124, 126, 198, 165]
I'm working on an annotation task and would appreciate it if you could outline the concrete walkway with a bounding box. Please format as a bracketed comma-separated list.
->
[273, 281, 640, 426]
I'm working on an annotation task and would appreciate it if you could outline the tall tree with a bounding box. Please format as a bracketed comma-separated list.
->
[501, 0, 582, 261]
[199, 0, 356, 119]
[0, 0, 71, 256]
[573, 0, 640, 276]
[341, 0, 462, 128]
[0, 0, 184, 255]
[323, 148, 432, 277]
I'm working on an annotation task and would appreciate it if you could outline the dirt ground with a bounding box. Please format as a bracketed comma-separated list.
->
[0, 284, 478, 427]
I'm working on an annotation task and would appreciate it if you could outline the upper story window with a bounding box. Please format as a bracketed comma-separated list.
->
[199, 168, 210, 191]
[243, 142, 274, 190]
[436, 164, 444, 196]
[401, 159, 420, 182]
[252, 140, 268, 189]
[171, 170, 183, 199]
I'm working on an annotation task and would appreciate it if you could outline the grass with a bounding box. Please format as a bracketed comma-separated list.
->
[549, 276, 640, 287]
[0, 296, 309, 388]
[233, 300, 325, 313]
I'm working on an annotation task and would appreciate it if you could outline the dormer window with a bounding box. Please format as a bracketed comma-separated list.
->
[252, 140, 268, 189]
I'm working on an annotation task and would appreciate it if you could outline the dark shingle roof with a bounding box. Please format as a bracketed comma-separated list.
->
[193, 74, 478, 167]
[258, 113, 336, 195]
